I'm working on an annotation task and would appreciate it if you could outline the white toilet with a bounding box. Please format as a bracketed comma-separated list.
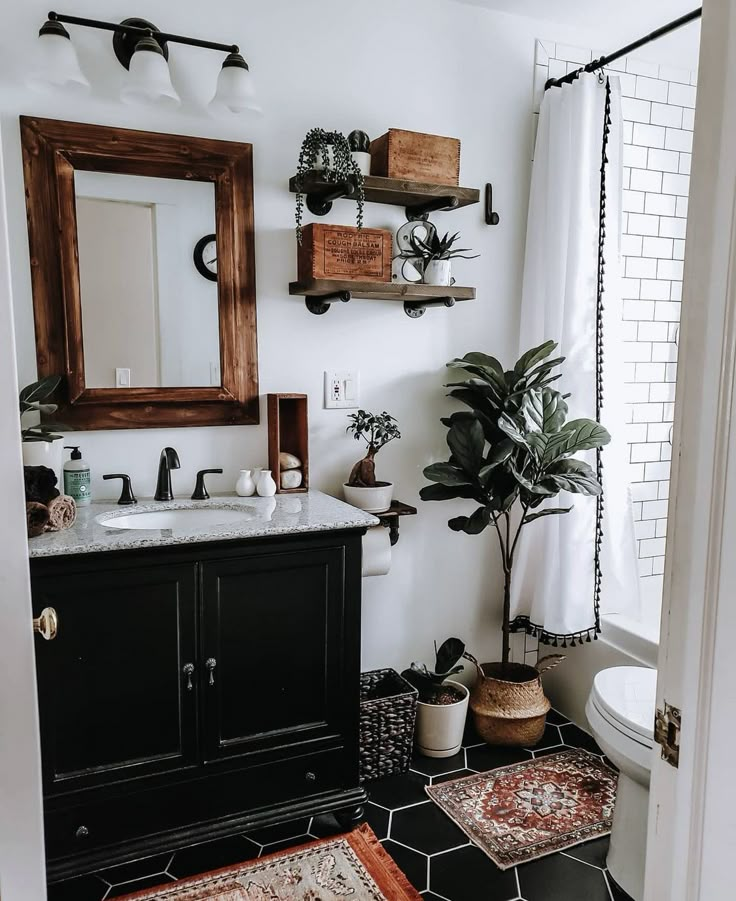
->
[585, 666, 657, 901]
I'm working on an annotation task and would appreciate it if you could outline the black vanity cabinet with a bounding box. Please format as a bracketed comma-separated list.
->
[30, 530, 367, 881]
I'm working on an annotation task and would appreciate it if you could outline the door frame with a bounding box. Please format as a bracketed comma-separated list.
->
[0, 123, 47, 897]
[645, 2, 736, 899]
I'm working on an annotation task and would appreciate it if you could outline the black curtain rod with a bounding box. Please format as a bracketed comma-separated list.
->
[546, 7, 702, 90]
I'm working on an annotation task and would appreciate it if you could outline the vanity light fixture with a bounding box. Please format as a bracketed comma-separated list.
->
[31, 12, 259, 114]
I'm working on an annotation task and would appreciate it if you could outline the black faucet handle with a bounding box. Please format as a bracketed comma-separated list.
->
[103, 473, 137, 506]
[192, 468, 223, 501]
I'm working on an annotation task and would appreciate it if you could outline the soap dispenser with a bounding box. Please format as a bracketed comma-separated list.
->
[63, 446, 92, 506]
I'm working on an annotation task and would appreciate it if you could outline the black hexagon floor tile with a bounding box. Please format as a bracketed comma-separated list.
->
[168, 834, 259, 879]
[563, 835, 610, 869]
[244, 817, 311, 845]
[532, 744, 574, 759]
[607, 870, 635, 900]
[422, 893, 449, 900]
[431, 768, 475, 785]
[466, 743, 533, 772]
[95, 853, 172, 887]
[430, 844, 519, 901]
[391, 801, 468, 855]
[108, 873, 176, 898]
[47, 874, 107, 901]
[527, 722, 564, 750]
[381, 839, 428, 892]
[362, 801, 391, 839]
[559, 722, 604, 754]
[546, 708, 571, 726]
[518, 850, 612, 900]
[411, 749, 466, 777]
[367, 769, 429, 809]
[260, 834, 312, 855]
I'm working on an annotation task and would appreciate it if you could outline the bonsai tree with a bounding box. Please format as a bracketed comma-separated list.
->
[19, 376, 65, 442]
[420, 341, 610, 669]
[409, 230, 479, 264]
[402, 638, 471, 704]
[346, 410, 400, 488]
[294, 127, 365, 243]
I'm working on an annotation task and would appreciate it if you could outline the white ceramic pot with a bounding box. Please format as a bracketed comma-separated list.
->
[22, 439, 63, 485]
[415, 680, 470, 758]
[351, 150, 371, 175]
[256, 469, 277, 497]
[423, 259, 452, 286]
[343, 481, 393, 514]
[312, 146, 335, 171]
[235, 469, 255, 497]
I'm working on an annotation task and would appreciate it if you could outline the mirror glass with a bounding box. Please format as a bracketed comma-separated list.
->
[74, 171, 220, 389]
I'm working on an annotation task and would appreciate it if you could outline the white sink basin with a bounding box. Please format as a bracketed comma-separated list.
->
[99, 506, 254, 531]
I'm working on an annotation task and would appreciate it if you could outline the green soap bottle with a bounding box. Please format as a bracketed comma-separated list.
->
[63, 446, 91, 506]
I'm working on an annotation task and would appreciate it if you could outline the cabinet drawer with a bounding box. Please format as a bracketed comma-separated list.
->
[46, 746, 352, 862]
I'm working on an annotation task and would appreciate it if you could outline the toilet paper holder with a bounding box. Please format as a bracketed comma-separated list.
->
[376, 501, 417, 546]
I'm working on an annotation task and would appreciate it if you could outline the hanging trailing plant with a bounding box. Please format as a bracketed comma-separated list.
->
[294, 128, 365, 243]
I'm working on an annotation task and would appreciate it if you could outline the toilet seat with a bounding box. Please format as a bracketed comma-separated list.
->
[590, 666, 657, 749]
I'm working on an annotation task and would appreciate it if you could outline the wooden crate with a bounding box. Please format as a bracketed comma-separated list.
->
[370, 129, 461, 185]
[267, 393, 309, 494]
[297, 224, 392, 283]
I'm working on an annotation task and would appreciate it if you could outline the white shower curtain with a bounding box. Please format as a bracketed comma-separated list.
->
[511, 73, 641, 643]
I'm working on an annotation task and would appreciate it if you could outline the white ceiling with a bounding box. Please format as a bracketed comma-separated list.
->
[455, 0, 701, 68]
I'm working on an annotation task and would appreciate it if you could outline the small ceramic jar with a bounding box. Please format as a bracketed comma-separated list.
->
[235, 469, 255, 497]
[256, 469, 277, 497]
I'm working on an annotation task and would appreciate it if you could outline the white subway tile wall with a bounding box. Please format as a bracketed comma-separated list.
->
[535, 41, 695, 602]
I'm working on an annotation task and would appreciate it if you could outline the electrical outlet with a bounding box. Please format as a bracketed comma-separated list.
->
[324, 370, 360, 409]
[115, 368, 130, 388]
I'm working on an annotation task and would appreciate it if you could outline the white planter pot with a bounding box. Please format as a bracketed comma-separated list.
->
[415, 680, 470, 758]
[343, 481, 393, 514]
[312, 146, 335, 170]
[423, 259, 452, 286]
[351, 150, 371, 175]
[22, 439, 63, 485]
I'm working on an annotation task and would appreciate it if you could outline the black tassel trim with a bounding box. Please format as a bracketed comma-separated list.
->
[510, 615, 602, 647]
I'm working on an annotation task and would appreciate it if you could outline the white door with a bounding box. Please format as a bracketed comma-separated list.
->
[645, 2, 736, 899]
[0, 125, 47, 895]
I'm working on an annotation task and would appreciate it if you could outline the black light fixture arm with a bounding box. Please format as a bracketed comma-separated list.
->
[47, 11, 239, 55]
[546, 7, 701, 90]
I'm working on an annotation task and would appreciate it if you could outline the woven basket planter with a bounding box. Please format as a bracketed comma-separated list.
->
[469, 657, 564, 747]
[359, 668, 418, 783]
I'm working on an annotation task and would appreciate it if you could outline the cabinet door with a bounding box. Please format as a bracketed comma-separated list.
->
[32, 562, 198, 795]
[201, 545, 354, 763]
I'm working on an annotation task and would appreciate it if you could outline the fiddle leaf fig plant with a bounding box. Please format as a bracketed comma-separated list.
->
[346, 410, 401, 487]
[420, 341, 610, 668]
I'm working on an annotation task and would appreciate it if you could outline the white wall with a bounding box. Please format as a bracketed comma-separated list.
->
[0, 0, 688, 678]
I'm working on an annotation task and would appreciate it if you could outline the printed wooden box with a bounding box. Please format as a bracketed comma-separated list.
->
[370, 129, 461, 185]
[297, 223, 392, 282]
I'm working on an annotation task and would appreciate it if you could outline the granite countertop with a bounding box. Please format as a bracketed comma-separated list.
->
[28, 491, 379, 559]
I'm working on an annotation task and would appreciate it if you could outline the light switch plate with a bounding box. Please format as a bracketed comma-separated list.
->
[115, 367, 130, 388]
[324, 370, 360, 409]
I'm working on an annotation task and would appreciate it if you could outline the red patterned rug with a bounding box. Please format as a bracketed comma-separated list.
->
[116, 825, 420, 900]
[427, 748, 618, 869]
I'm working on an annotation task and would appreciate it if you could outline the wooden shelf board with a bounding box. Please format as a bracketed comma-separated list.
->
[376, 501, 417, 520]
[289, 171, 480, 209]
[289, 279, 476, 303]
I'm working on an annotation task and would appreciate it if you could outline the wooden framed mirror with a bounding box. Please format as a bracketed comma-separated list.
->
[20, 117, 259, 429]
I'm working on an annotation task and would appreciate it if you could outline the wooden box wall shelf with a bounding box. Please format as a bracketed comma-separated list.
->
[31, 530, 368, 880]
[370, 129, 461, 186]
[268, 393, 309, 493]
[290, 278, 476, 319]
[289, 171, 480, 220]
[297, 224, 391, 283]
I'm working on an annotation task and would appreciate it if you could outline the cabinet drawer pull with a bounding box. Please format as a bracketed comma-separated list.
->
[75, 826, 89, 840]
[305, 771, 317, 783]
[32, 607, 58, 641]
[183, 663, 195, 691]
[206, 657, 217, 686]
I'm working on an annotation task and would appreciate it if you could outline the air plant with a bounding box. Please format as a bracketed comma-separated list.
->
[293, 128, 365, 243]
[409, 230, 479, 263]
[346, 410, 401, 488]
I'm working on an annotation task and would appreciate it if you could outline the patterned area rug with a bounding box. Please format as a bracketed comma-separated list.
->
[427, 748, 618, 870]
[116, 825, 420, 900]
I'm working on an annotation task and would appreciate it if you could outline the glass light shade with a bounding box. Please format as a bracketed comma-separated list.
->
[120, 40, 180, 108]
[209, 55, 261, 115]
[29, 31, 90, 94]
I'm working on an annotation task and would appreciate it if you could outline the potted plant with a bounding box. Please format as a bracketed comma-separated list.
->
[420, 341, 610, 746]
[410, 229, 478, 286]
[343, 409, 400, 513]
[19, 376, 66, 479]
[401, 638, 472, 758]
[294, 128, 365, 243]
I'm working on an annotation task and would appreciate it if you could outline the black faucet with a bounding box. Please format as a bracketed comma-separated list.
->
[155, 447, 180, 501]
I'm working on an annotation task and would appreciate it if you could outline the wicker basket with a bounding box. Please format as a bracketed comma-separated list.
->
[468, 657, 564, 747]
[359, 669, 418, 783]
